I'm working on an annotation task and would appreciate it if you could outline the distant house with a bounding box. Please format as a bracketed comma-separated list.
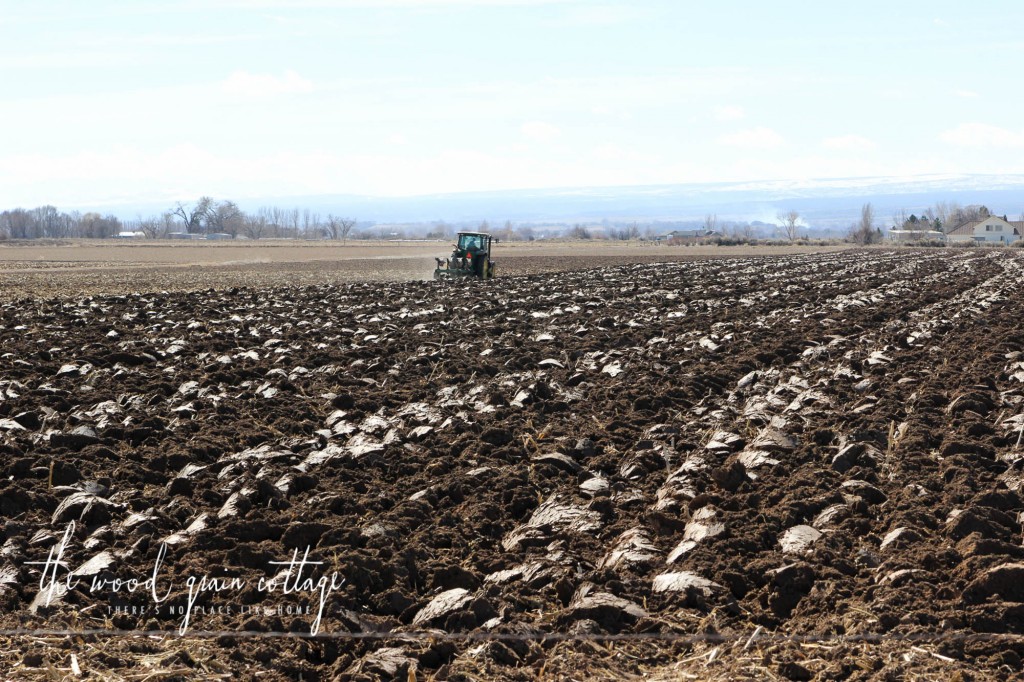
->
[167, 232, 199, 240]
[946, 215, 1023, 245]
[888, 229, 946, 243]
[657, 229, 718, 242]
[205, 233, 234, 240]
[115, 231, 145, 239]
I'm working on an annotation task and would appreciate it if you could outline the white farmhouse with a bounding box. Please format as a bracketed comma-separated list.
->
[946, 215, 1023, 245]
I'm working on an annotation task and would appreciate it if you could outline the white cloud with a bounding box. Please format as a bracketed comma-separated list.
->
[718, 127, 785, 149]
[220, 69, 314, 97]
[717, 155, 962, 187]
[520, 120, 562, 142]
[713, 105, 745, 121]
[822, 134, 876, 151]
[939, 122, 1024, 148]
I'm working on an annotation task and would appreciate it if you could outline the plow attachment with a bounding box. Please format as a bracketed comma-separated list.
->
[433, 255, 495, 280]
[435, 257, 480, 279]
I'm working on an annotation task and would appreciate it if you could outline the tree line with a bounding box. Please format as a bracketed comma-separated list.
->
[5, 196, 1015, 243]
[890, 202, 1013, 233]
[0, 206, 123, 240]
[0, 198, 359, 241]
[0, 197, 781, 243]
[163, 198, 358, 241]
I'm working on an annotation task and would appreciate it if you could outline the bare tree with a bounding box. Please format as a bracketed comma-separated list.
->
[172, 197, 213, 234]
[932, 201, 954, 231]
[931, 200, 985, 232]
[776, 210, 801, 241]
[159, 212, 177, 238]
[703, 213, 718, 234]
[326, 215, 341, 241]
[325, 215, 356, 241]
[79, 212, 121, 239]
[30, 206, 62, 238]
[138, 216, 161, 239]
[892, 208, 908, 230]
[849, 202, 881, 245]
[4, 209, 31, 239]
[922, 207, 937, 231]
[861, 202, 874, 234]
[569, 224, 592, 240]
[206, 200, 243, 237]
[268, 207, 286, 237]
[302, 209, 322, 238]
[500, 219, 515, 241]
[608, 222, 641, 241]
[245, 212, 267, 240]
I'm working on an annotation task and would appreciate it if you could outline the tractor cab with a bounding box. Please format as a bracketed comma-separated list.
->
[454, 232, 489, 257]
[434, 231, 498, 280]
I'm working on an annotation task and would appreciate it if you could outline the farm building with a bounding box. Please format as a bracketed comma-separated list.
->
[888, 229, 945, 243]
[946, 215, 1024, 245]
[205, 233, 234, 240]
[114, 231, 146, 239]
[657, 229, 719, 242]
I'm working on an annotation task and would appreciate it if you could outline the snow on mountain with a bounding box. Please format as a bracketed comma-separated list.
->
[95, 174, 1024, 228]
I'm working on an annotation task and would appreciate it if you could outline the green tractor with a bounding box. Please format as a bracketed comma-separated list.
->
[433, 231, 498, 280]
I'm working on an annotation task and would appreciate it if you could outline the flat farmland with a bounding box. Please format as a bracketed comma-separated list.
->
[0, 240, 849, 299]
[2, 247, 1024, 680]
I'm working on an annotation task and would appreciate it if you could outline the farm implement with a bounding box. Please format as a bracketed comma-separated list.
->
[434, 231, 497, 280]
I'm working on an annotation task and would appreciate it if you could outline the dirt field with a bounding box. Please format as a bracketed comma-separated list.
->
[2, 247, 1023, 680]
[0, 240, 850, 300]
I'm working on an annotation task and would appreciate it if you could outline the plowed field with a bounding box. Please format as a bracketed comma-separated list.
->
[2, 249, 1024, 680]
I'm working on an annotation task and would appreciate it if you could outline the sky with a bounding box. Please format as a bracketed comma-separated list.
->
[2, 0, 1023, 210]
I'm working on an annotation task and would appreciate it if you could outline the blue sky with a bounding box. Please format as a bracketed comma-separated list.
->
[2, 0, 1023, 208]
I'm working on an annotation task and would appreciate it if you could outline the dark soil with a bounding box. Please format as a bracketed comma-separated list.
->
[2, 249, 1024, 680]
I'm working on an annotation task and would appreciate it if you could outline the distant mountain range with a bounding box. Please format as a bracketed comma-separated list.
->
[104, 173, 1024, 233]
